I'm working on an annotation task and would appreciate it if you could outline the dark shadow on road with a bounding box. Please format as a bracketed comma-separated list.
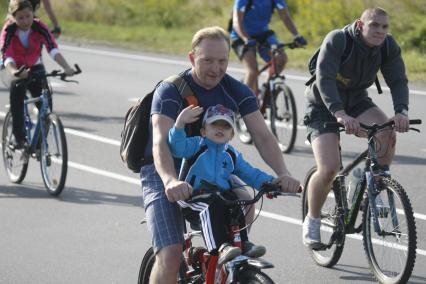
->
[0, 183, 143, 208]
[333, 264, 381, 282]
[333, 263, 426, 284]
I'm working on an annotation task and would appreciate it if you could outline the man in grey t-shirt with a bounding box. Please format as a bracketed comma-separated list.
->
[302, 7, 410, 249]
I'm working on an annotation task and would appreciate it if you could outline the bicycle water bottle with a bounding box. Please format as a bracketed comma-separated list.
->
[338, 175, 349, 214]
[348, 168, 363, 204]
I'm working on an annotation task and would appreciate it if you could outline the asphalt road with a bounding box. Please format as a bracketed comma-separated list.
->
[0, 42, 425, 284]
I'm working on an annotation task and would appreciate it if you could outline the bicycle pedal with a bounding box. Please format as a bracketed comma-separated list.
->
[311, 243, 328, 251]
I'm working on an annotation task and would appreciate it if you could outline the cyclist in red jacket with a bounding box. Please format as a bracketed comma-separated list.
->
[1, 0, 75, 148]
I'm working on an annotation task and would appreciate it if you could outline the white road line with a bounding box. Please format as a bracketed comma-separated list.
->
[1, 109, 426, 222]
[257, 210, 426, 257]
[61, 44, 426, 96]
[64, 128, 120, 146]
[1, 141, 425, 257]
[68, 161, 139, 185]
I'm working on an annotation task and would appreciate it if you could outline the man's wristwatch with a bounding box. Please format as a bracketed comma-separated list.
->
[395, 108, 408, 117]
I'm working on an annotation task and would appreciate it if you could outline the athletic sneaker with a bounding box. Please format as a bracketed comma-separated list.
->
[243, 241, 266, 258]
[302, 215, 322, 250]
[218, 243, 241, 265]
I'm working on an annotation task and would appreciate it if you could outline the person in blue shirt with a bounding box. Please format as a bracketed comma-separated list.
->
[141, 26, 300, 284]
[230, 0, 307, 95]
[169, 104, 275, 264]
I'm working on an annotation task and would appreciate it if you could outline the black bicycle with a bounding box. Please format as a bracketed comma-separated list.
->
[302, 119, 421, 284]
[2, 65, 81, 195]
[236, 42, 299, 153]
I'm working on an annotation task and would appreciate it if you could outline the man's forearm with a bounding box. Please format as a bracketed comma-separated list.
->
[253, 132, 289, 176]
[153, 142, 178, 187]
[279, 9, 298, 36]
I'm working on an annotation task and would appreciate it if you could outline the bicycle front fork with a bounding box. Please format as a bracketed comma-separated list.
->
[365, 171, 398, 236]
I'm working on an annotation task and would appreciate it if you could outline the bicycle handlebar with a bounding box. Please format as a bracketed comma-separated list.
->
[186, 183, 300, 206]
[324, 119, 422, 133]
[46, 64, 82, 82]
[273, 42, 298, 50]
[15, 64, 82, 87]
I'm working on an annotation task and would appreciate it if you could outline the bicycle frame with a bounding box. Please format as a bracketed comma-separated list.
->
[23, 88, 51, 155]
[180, 221, 273, 284]
[333, 127, 403, 238]
[257, 44, 288, 109]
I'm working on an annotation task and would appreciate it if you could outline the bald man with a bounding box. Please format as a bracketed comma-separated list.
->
[302, 7, 409, 249]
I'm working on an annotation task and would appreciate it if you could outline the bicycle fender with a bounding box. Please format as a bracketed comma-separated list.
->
[226, 255, 274, 269]
[246, 258, 274, 269]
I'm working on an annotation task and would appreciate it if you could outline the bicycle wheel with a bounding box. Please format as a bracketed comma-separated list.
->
[2, 111, 28, 183]
[235, 113, 253, 144]
[237, 267, 274, 284]
[302, 166, 345, 267]
[138, 247, 156, 284]
[362, 177, 417, 284]
[270, 84, 297, 153]
[40, 113, 67, 195]
[138, 247, 191, 284]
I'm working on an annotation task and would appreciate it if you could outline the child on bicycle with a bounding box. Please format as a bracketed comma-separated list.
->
[1, 0, 75, 149]
[168, 104, 276, 265]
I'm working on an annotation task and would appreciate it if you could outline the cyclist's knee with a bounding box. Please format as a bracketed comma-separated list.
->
[317, 166, 339, 184]
[156, 244, 182, 271]
[246, 69, 258, 80]
[377, 129, 396, 148]
[275, 52, 288, 71]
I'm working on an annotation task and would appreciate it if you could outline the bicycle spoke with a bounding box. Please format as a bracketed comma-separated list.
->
[362, 177, 416, 283]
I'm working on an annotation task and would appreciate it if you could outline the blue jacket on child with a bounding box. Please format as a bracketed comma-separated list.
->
[168, 127, 274, 191]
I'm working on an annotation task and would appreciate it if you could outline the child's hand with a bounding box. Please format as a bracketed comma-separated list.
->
[175, 105, 203, 129]
[64, 67, 75, 77]
[12, 65, 29, 79]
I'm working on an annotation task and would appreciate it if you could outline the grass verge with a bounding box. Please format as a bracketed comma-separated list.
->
[60, 21, 425, 83]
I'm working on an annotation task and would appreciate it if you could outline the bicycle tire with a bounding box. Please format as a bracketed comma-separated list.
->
[302, 166, 345, 267]
[362, 177, 417, 284]
[270, 84, 297, 153]
[235, 113, 253, 144]
[138, 247, 156, 284]
[40, 113, 68, 195]
[237, 267, 274, 284]
[138, 247, 192, 284]
[2, 111, 28, 183]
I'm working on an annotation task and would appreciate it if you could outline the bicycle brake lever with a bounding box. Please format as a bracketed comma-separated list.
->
[60, 76, 79, 84]
[409, 127, 420, 133]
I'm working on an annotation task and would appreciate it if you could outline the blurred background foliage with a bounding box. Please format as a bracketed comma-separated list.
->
[0, 0, 425, 79]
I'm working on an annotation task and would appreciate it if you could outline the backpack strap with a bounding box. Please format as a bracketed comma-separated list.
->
[164, 74, 199, 106]
[374, 36, 389, 95]
[305, 29, 351, 87]
[342, 29, 353, 63]
[225, 148, 237, 172]
[178, 145, 208, 183]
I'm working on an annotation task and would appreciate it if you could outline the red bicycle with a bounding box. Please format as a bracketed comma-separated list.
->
[236, 42, 299, 153]
[138, 183, 294, 284]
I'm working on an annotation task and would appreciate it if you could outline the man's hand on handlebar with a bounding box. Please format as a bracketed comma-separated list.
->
[293, 35, 307, 47]
[273, 174, 301, 193]
[164, 180, 193, 202]
[392, 113, 410, 133]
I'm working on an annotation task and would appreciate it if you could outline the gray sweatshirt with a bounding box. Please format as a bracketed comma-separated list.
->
[306, 22, 409, 115]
